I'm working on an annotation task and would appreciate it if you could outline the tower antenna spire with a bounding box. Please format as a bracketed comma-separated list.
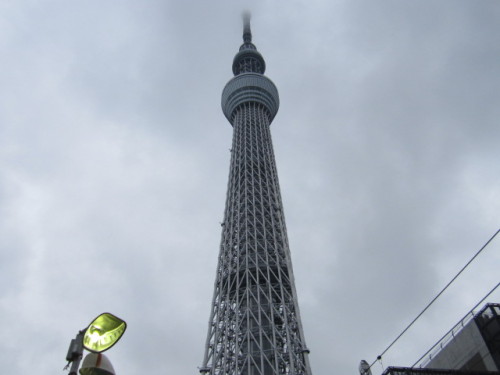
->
[242, 11, 252, 43]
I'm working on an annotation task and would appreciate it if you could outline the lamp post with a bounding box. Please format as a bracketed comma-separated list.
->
[65, 313, 127, 375]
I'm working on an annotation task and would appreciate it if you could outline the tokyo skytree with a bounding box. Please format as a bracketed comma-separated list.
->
[200, 14, 313, 375]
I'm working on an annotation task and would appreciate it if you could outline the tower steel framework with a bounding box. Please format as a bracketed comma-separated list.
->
[200, 14, 312, 375]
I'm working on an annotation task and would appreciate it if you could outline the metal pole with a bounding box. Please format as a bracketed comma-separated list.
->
[66, 330, 85, 375]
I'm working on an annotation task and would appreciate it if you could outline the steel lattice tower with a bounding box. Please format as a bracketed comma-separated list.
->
[200, 14, 312, 375]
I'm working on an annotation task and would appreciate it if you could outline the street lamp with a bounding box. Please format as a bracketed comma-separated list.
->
[65, 313, 127, 375]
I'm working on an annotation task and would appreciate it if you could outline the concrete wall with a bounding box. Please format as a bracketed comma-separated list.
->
[425, 320, 498, 371]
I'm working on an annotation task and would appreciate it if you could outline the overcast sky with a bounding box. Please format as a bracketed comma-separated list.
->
[1, 1, 499, 374]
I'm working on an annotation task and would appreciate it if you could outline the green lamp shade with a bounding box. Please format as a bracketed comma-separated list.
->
[83, 313, 127, 353]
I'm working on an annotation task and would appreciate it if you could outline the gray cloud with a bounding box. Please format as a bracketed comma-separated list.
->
[1, 1, 499, 375]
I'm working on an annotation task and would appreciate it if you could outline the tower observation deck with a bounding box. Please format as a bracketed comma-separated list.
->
[200, 13, 313, 375]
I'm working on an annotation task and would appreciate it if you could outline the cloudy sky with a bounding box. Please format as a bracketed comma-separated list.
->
[1, 1, 499, 374]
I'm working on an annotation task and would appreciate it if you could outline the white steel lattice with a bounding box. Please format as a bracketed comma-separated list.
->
[200, 14, 312, 375]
